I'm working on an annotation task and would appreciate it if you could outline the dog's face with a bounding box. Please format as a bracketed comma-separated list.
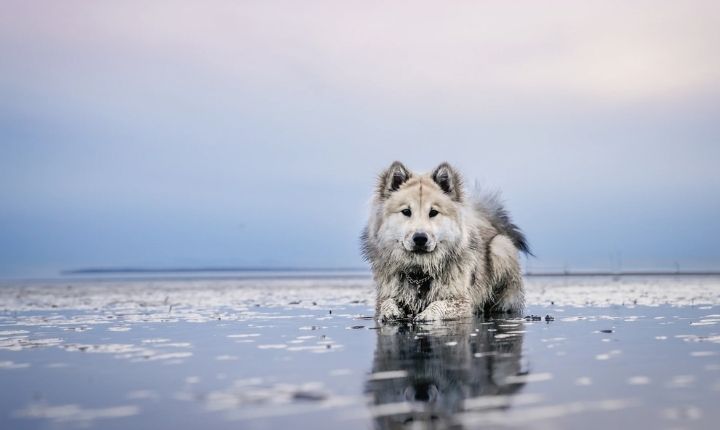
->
[373, 162, 465, 261]
[381, 179, 459, 254]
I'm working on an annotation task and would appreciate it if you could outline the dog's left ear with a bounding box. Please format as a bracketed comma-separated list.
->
[431, 162, 464, 202]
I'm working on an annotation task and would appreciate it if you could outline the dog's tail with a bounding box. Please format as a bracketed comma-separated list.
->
[474, 190, 532, 256]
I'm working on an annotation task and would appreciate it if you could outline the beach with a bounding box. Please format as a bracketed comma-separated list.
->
[1, 275, 719, 429]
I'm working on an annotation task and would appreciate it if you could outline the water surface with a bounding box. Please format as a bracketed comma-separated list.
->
[1, 276, 719, 429]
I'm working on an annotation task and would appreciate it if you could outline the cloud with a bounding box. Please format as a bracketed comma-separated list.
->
[2, 1, 719, 111]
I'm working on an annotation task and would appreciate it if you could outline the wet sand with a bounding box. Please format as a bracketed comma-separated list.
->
[1, 276, 719, 429]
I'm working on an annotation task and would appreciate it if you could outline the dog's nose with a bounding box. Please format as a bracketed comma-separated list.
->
[412, 232, 428, 247]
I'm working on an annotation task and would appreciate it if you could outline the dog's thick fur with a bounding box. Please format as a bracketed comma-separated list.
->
[361, 161, 530, 321]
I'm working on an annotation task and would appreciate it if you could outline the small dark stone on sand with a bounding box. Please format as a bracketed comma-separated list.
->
[312, 301, 317, 306]
[293, 391, 327, 401]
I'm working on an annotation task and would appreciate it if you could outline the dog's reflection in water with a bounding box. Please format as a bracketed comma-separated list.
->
[365, 318, 526, 429]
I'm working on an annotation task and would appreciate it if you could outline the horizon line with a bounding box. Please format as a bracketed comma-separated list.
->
[61, 266, 720, 277]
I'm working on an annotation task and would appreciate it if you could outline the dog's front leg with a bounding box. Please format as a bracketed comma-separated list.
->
[377, 298, 404, 321]
[414, 300, 472, 322]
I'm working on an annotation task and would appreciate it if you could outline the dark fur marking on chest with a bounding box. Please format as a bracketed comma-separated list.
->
[403, 269, 432, 297]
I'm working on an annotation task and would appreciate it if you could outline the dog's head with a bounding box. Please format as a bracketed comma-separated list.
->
[372, 161, 466, 260]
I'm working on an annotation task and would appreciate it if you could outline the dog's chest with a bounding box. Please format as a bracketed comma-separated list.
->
[400, 277, 434, 313]
[408, 278, 432, 297]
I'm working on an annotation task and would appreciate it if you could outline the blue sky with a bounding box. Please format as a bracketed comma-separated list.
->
[1, 1, 719, 277]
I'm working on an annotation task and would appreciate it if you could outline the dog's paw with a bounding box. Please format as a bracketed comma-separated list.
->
[414, 301, 447, 322]
[492, 290, 525, 315]
[378, 299, 403, 321]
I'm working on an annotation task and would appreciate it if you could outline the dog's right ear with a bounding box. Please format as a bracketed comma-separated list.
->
[377, 161, 411, 199]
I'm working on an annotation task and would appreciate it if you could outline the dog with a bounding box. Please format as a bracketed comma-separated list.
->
[361, 161, 530, 321]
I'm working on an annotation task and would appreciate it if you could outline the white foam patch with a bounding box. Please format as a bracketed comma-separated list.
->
[575, 377, 592, 386]
[0, 360, 30, 369]
[662, 406, 703, 420]
[628, 376, 651, 385]
[216, 355, 238, 361]
[668, 375, 695, 388]
[464, 394, 543, 410]
[141, 338, 170, 344]
[367, 370, 408, 380]
[156, 342, 192, 348]
[0, 337, 63, 351]
[0, 330, 29, 336]
[14, 403, 140, 423]
[126, 390, 158, 400]
[690, 351, 717, 357]
[367, 402, 413, 417]
[505, 372, 553, 384]
[459, 398, 639, 426]
[595, 350, 622, 361]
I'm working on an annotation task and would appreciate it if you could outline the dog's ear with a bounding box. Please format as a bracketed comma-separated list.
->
[377, 161, 411, 199]
[431, 162, 464, 202]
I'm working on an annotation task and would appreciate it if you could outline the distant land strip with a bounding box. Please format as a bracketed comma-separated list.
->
[62, 267, 369, 275]
[62, 267, 720, 277]
[524, 270, 720, 277]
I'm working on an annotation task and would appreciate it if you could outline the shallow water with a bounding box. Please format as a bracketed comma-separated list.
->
[1, 276, 719, 429]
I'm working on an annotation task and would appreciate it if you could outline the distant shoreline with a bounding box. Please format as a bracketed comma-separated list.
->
[61, 267, 720, 277]
[62, 267, 369, 275]
[524, 270, 720, 277]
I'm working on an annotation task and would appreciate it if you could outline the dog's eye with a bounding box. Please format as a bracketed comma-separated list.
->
[429, 209, 439, 218]
[401, 208, 412, 217]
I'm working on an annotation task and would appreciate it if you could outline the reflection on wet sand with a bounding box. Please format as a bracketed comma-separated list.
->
[366, 318, 526, 429]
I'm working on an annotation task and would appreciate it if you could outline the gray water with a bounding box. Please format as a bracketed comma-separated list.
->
[0, 276, 719, 429]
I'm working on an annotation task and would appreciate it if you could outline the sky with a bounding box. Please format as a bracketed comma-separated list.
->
[1, 1, 719, 277]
